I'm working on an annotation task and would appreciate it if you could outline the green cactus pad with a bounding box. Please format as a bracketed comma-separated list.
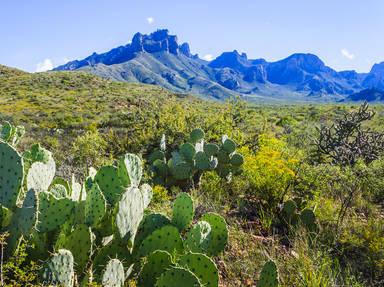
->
[171, 162, 192, 180]
[56, 224, 92, 273]
[282, 200, 297, 218]
[138, 250, 173, 287]
[10, 125, 24, 146]
[137, 225, 183, 258]
[49, 184, 68, 198]
[203, 143, 219, 157]
[0, 121, 12, 141]
[217, 150, 230, 164]
[200, 213, 228, 256]
[93, 240, 131, 274]
[85, 182, 106, 227]
[195, 151, 210, 170]
[189, 128, 205, 144]
[172, 192, 194, 231]
[23, 143, 51, 164]
[185, 221, 211, 254]
[51, 177, 70, 193]
[43, 249, 74, 287]
[118, 153, 143, 188]
[230, 153, 244, 166]
[0, 142, 23, 208]
[101, 259, 125, 287]
[115, 186, 144, 241]
[36, 191, 75, 232]
[95, 165, 124, 206]
[216, 164, 231, 178]
[179, 253, 218, 287]
[1, 205, 12, 228]
[258, 260, 279, 287]
[18, 189, 38, 236]
[26, 155, 55, 192]
[180, 143, 196, 161]
[222, 138, 236, 154]
[300, 208, 317, 232]
[153, 159, 168, 177]
[140, 183, 153, 209]
[149, 150, 165, 164]
[134, 213, 171, 250]
[155, 266, 201, 287]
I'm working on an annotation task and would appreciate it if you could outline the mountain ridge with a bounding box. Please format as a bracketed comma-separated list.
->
[54, 29, 384, 102]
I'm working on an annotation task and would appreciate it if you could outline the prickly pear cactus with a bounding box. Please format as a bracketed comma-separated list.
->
[180, 143, 196, 161]
[170, 162, 192, 180]
[55, 224, 92, 273]
[134, 213, 171, 250]
[282, 200, 297, 217]
[138, 250, 173, 287]
[26, 154, 55, 192]
[179, 253, 218, 287]
[195, 151, 210, 170]
[149, 150, 165, 164]
[185, 221, 212, 255]
[258, 260, 279, 287]
[17, 189, 38, 236]
[155, 266, 201, 287]
[42, 249, 75, 287]
[115, 186, 144, 241]
[204, 143, 219, 157]
[101, 258, 125, 287]
[0, 121, 13, 141]
[118, 153, 143, 188]
[140, 183, 153, 209]
[136, 225, 183, 258]
[172, 192, 194, 231]
[36, 191, 75, 232]
[200, 213, 228, 256]
[222, 138, 236, 154]
[95, 165, 124, 205]
[189, 128, 205, 144]
[85, 183, 106, 227]
[230, 153, 244, 166]
[0, 205, 12, 228]
[49, 183, 68, 198]
[0, 142, 23, 208]
[300, 208, 317, 232]
[93, 240, 131, 275]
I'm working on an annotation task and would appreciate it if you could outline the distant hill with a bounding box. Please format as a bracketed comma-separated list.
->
[54, 29, 384, 102]
[343, 88, 384, 102]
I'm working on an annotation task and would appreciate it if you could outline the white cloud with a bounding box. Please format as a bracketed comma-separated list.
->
[146, 17, 154, 24]
[202, 54, 214, 61]
[36, 58, 54, 72]
[341, 48, 355, 60]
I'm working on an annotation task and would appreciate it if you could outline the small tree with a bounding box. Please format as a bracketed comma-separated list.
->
[314, 102, 384, 166]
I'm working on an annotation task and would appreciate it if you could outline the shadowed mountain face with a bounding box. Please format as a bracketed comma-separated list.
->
[54, 29, 384, 102]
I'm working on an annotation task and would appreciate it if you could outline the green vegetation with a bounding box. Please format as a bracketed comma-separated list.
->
[0, 67, 383, 286]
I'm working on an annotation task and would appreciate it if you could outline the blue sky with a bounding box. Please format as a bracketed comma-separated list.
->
[1, 0, 383, 73]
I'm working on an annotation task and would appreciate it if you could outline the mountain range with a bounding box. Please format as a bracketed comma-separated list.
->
[54, 29, 384, 102]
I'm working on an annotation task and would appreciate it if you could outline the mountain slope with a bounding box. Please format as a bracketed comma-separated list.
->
[54, 29, 384, 102]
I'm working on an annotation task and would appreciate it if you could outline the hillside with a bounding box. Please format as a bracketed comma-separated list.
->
[54, 29, 384, 102]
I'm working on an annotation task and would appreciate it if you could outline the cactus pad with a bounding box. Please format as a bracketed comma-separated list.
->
[190, 129, 205, 144]
[282, 200, 297, 218]
[102, 258, 125, 287]
[149, 150, 165, 164]
[27, 155, 55, 192]
[56, 224, 92, 273]
[200, 213, 228, 256]
[85, 183, 106, 227]
[180, 143, 196, 161]
[115, 186, 144, 241]
[93, 240, 131, 275]
[179, 253, 218, 287]
[0, 121, 12, 141]
[18, 189, 38, 236]
[140, 183, 153, 209]
[222, 138, 236, 154]
[204, 143, 219, 157]
[0, 142, 23, 208]
[230, 153, 244, 166]
[300, 208, 317, 232]
[155, 266, 201, 287]
[258, 260, 279, 287]
[172, 192, 194, 231]
[138, 250, 173, 287]
[1, 205, 12, 228]
[170, 162, 192, 180]
[43, 249, 74, 287]
[185, 221, 212, 254]
[153, 159, 168, 177]
[95, 166, 124, 205]
[36, 191, 75, 232]
[195, 151, 210, 170]
[134, 213, 171, 250]
[137, 225, 183, 258]
[49, 184, 68, 198]
[118, 153, 143, 188]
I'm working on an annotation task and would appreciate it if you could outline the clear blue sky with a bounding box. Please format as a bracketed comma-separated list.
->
[1, 0, 383, 73]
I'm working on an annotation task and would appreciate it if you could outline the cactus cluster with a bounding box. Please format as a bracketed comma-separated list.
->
[258, 260, 279, 287]
[135, 192, 228, 287]
[0, 124, 229, 286]
[280, 199, 318, 232]
[149, 128, 244, 189]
